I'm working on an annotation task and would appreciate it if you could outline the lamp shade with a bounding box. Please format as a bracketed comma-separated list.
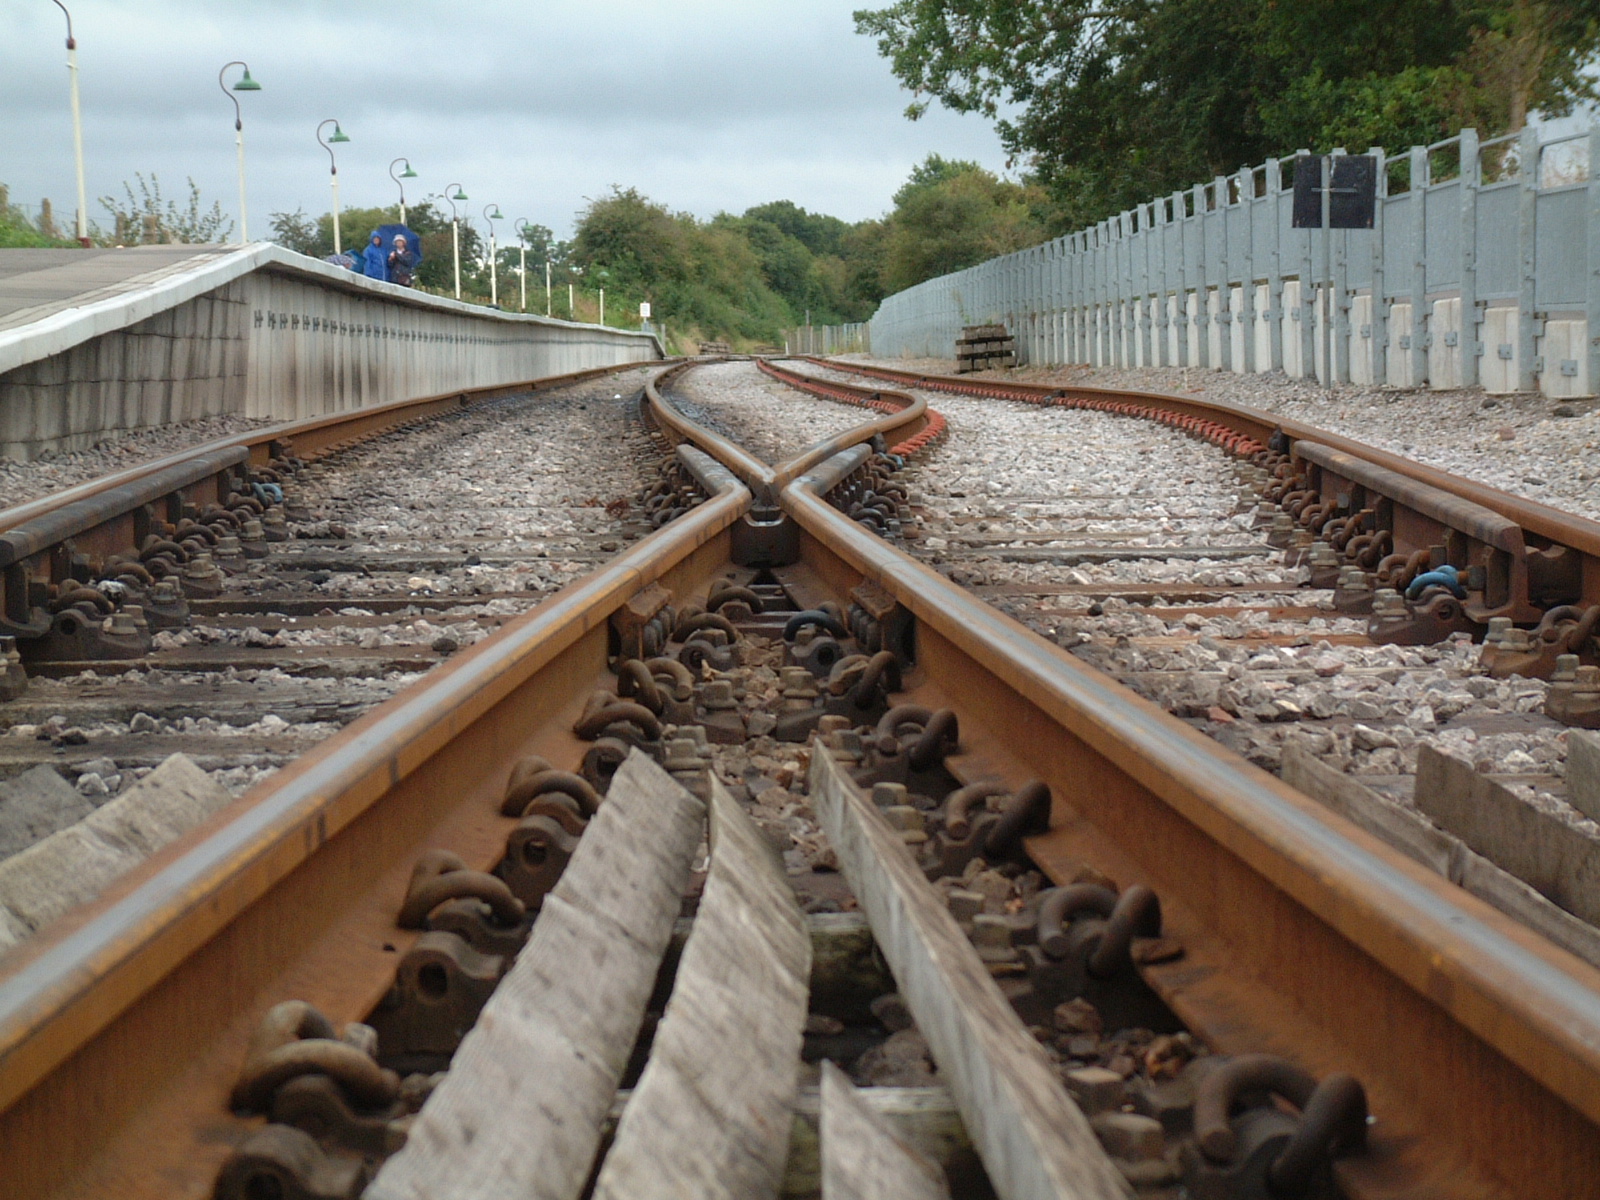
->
[400, 164, 418, 178]
[232, 68, 262, 91]
[328, 124, 350, 144]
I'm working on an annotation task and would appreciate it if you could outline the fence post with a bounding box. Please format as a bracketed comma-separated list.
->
[1121, 211, 1136, 367]
[1370, 146, 1388, 385]
[1458, 129, 1480, 388]
[1094, 222, 1107, 366]
[1332, 149, 1351, 385]
[1128, 212, 1140, 367]
[1517, 124, 1540, 393]
[1215, 176, 1233, 372]
[1193, 184, 1210, 367]
[1589, 128, 1600, 393]
[1240, 168, 1257, 374]
[1266, 158, 1285, 372]
[1409, 143, 1431, 388]
[1298, 151, 1317, 378]
[1175, 192, 1191, 366]
[1138, 202, 1153, 366]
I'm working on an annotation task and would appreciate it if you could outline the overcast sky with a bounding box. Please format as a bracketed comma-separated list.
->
[3, 0, 1011, 242]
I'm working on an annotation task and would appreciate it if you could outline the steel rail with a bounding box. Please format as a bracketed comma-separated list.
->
[643, 359, 931, 501]
[806, 356, 1600, 588]
[0, 359, 667, 657]
[783, 448, 1600, 1199]
[0, 366, 749, 1198]
[0, 360, 661, 535]
[1, 359, 1597, 1198]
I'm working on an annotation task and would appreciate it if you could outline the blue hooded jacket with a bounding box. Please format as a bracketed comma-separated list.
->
[362, 234, 389, 282]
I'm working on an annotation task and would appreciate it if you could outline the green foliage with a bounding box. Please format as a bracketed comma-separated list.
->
[99, 173, 232, 243]
[855, 0, 1600, 227]
[562, 187, 882, 344]
[0, 185, 80, 248]
[257, 153, 1054, 338]
[880, 158, 1047, 292]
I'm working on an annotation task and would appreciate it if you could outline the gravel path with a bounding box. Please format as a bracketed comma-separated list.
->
[668, 360, 869, 463]
[0, 414, 275, 511]
[843, 355, 1600, 522]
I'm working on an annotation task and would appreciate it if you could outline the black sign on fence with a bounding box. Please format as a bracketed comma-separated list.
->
[1292, 155, 1377, 229]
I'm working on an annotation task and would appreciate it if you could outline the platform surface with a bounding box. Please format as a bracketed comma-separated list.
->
[0, 246, 236, 335]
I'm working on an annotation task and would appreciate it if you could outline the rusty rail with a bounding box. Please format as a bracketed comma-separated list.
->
[804, 356, 1600, 620]
[785, 443, 1600, 1199]
[1, 359, 1598, 1198]
[0, 359, 665, 658]
[643, 359, 932, 502]
[0, 364, 745, 1197]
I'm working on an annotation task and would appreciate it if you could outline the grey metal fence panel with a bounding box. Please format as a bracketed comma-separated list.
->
[1476, 184, 1519, 298]
[865, 122, 1592, 395]
[1535, 186, 1587, 308]
[1425, 180, 1461, 292]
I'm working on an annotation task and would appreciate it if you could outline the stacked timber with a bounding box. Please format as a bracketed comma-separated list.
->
[955, 325, 1015, 373]
[698, 340, 732, 355]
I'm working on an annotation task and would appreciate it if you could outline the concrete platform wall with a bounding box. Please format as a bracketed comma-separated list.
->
[0, 246, 661, 460]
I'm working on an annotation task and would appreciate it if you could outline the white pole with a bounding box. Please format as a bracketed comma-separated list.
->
[545, 260, 552, 316]
[66, 41, 87, 244]
[519, 243, 526, 312]
[400, 198, 406, 225]
[331, 171, 342, 256]
[236, 126, 249, 242]
[599, 287, 605, 326]
[452, 219, 461, 299]
[568, 282, 574, 317]
[490, 232, 498, 306]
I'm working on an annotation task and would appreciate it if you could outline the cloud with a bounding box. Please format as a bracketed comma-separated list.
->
[3, 0, 1010, 240]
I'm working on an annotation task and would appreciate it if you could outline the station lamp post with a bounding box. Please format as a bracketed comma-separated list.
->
[218, 60, 261, 243]
[443, 184, 467, 299]
[389, 158, 417, 224]
[514, 219, 536, 312]
[317, 120, 350, 255]
[50, 1, 89, 245]
[483, 204, 503, 307]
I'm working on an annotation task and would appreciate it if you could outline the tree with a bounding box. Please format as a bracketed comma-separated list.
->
[99, 173, 231, 243]
[268, 208, 320, 256]
[854, 0, 1600, 227]
[879, 158, 1047, 292]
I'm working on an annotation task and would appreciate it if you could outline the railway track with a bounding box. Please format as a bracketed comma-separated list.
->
[0, 356, 1596, 1199]
[0, 365, 675, 947]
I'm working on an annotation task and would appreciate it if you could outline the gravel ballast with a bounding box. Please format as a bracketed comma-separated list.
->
[842, 355, 1600, 522]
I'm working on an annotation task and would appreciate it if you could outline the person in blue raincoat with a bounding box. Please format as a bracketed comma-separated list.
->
[362, 232, 389, 282]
